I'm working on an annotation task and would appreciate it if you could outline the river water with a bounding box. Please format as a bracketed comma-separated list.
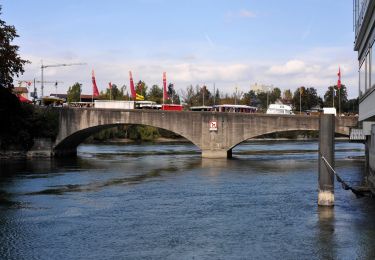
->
[0, 141, 374, 259]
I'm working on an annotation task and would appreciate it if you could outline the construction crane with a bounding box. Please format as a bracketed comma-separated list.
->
[18, 79, 63, 99]
[40, 61, 86, 96]
[38, 80, 64, 97]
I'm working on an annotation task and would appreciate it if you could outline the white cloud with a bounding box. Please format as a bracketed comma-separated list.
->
[16, 46, 359, 99]
[226, 9, 257, 20]
[267, 60, 307, 75]
[239, 9, 256, 18]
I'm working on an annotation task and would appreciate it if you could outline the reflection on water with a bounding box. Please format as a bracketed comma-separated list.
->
[0, 140, 374, 259]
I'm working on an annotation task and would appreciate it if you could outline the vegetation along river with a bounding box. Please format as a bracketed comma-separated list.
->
[1, 140, 375, 259]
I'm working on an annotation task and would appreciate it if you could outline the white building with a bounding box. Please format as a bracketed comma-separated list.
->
[250, 83, 274, 94]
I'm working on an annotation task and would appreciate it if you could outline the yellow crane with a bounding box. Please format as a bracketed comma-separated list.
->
[40, 61, 86, 96]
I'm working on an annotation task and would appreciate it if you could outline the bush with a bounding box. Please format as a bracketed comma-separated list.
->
[0, 88, 59, 150]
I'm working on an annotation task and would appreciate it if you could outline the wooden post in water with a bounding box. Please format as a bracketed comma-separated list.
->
[318, 114, 335, 206]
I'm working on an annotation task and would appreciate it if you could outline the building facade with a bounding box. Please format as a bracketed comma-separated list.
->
[354, 0, 375, 192]
[250, 83, 274, 94]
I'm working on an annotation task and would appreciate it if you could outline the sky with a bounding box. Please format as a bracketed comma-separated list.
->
[1, 0, 358, 98]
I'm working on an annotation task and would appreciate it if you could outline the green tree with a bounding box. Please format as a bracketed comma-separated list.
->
[148, 84, 163, 103]
[324, 84, 348, 112]
[343, 98, 359, 114]
[270, 87, 281, 102]
[257, 92, 268, 110]
[293, 86, 322, 112]
[100, 84, 124, 100]
[67, 83, 81, 102]
[0, 6, 30, 88]
[136, 80, 148, 99]
[165, 83, 180, 104]
[242, 90, 257, 106]
[182, 85, 197, 107]
[213, 88, 221, 105]
[282, 89, 293, 104]
[197, 85, 212, 106]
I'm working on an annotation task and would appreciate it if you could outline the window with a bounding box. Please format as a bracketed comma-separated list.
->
[372, 46, 375, 90]
[366, 49, 372, 91]
[359, 57, 366, 97]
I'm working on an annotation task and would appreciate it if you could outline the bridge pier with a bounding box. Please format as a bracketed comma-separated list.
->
[318, 114, 335, 207]
[202, 149, 232, 159]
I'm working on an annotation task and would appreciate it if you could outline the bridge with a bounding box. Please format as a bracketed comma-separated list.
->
[54, 108, 358, 158]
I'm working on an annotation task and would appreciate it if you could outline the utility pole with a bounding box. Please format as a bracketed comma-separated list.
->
[213, 83, 216, 106]
[299, 87, 302, 114]
[202, 86, 205, 106]
[235, 85, 238, 105]
[338, 88, 341, 117]
[40, 61, 86, 97]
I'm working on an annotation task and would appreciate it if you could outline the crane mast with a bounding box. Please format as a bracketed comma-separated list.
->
[40, 61, 86, 96]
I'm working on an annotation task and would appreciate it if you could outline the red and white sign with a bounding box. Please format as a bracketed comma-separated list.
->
[209, 121, 218, 131]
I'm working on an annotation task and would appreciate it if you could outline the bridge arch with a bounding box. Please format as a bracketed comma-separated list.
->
[54, 108, 204, 156]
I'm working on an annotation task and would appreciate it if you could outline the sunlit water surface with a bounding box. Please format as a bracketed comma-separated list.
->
[1, 141, 374, 259]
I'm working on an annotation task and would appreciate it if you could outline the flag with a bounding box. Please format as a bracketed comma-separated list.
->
[108, 82, 112, 90]
[299, 87, 303, 95]
[136, 93, 144, 101]
[163, 72, 168, 101]
[337, 66, 341, 90]
[129, 71, 137, 100]
[92, 70, 99, 97]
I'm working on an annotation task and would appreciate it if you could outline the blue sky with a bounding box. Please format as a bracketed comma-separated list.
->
[2, 0, 358, 98]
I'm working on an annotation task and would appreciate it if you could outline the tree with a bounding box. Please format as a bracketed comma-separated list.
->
[0, 6, 30, 88]
[67, 83, 81, 102]
[181, 85, 196, 107]
[100, 83, 124, 100]
[165, 83, 180, 104]
[136, 80, 148, 99]
[256, 92, 268, 110]
[293, 86, 322, 112]
[148, 84, 163, 103]
[282, 89, 293, 104]
[324, 84, 348, 112]
[198, 85, 212, 106]
[213, 88, 221, 105]
[270, 87, 281, 103]
[344, 98, 359, 114]
[242, 90, 257, 106]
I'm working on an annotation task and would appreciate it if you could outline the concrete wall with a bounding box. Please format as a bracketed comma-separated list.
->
[27, 138, 52, 158]
[368, 125, 375, 192]
[54, 108, 358, 158]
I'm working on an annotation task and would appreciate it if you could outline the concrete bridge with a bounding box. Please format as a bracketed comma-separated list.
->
[54, 108, 358, 158]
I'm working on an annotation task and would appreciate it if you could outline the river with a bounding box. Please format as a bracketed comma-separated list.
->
[0, 140, 374, 259]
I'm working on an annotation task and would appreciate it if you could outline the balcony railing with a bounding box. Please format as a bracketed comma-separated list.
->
[354, 0, 370, 39]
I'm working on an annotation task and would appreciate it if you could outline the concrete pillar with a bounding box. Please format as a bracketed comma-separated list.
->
[202, 149, 231, 159]
[318, 114, 335, 207]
